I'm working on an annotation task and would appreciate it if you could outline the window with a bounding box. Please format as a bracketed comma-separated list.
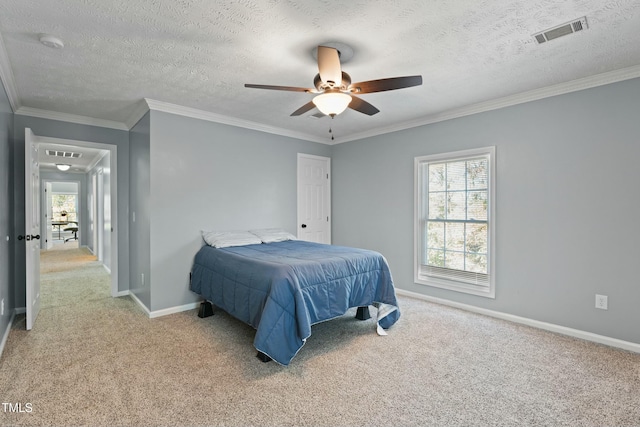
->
[52, 194, 78, 223]
[414, 147, 495, 298]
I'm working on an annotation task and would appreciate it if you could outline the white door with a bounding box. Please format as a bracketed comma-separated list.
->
[297, 154, 331, 244]
[44, 182, 53, 249]
[25, 128, 42, 330]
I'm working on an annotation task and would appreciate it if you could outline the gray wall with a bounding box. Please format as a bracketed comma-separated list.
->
[0, 82, 14, 343]
[331, 77, 640, 345]
[12, 115, 130, 307]
[129, 112, 151, 308]
[146, 110, 331, 312]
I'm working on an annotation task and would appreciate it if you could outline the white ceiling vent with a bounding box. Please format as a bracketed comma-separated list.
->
[533, 17, 588, 44]
[46, 149, 82, 159]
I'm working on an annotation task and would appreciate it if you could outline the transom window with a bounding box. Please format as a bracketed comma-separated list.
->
[414, 147, 495, 297]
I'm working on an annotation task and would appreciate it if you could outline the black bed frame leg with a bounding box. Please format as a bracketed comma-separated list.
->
[355, 306, 371, 321]
[197, 301, 214, 318]
[256, 351, 272, 363]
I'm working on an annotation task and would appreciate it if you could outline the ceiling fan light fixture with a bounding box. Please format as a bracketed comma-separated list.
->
[56, 164, 71, 171]
[312, 92, 352, 117]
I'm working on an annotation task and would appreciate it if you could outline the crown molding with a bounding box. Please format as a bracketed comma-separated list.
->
[334, 64, 640, 144]
[125, 99, 151, 130]
[0, 31, 20, 112]
[144, 98, 329, 144]
[14, 106, 129, 131]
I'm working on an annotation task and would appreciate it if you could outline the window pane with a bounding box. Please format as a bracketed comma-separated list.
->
[446, 161, 466, 191]
[428, 192, 446, 219]
[428, 163, 446, 192]
[466, 253, 487, 274]
[466, 223, 488, 254]
[445, 222, 465, 251]
[445, 251, 465, 270]
[52, 194, 77, 222]
[427, 249, 445, 267]
[467, 158, 488, 190]
[447, 192, 466, 220]
[467, 191, 487, 221]
[427, 221, 444, 250]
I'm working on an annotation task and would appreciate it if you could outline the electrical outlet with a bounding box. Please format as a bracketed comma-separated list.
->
[595, 294, 608, 310]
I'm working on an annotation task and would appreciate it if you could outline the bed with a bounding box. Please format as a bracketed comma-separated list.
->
[190, 238, 400, 366]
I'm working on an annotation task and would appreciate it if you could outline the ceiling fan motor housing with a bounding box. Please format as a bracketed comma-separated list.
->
[314, 72, 352, 91]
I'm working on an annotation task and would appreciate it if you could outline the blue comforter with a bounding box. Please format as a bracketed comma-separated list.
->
[190, 240, 400, 366]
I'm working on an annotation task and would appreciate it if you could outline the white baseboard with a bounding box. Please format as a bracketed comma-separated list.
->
[128, 291, 151, 317]
[127, 291, 199, 319]
[103, 264, 111, 274]
[396, 289, 640, 354]
[114, 290, 130, 298]
[14, 307, 25, 315]
[148, 302, 200, 319]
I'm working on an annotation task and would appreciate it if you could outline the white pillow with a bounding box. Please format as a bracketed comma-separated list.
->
[249, 228, 297, 244]
[201, 230, 262, 248]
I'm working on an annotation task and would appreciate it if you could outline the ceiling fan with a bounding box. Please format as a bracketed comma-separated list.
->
[245, 45, 423, 118]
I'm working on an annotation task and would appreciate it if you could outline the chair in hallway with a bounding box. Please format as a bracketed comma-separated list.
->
[64, 223, 78, 242]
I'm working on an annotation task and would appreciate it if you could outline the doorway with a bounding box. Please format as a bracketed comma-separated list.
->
[43, 180, 80, 249]
[29, 132, 118, 300]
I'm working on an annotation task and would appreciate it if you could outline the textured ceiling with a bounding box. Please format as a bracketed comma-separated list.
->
[1, 0, 639, 143]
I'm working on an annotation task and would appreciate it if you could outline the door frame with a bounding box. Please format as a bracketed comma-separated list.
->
[28, 132, 119, 298]
[96, 167, 104, 262]
[41, 180, 81, 248]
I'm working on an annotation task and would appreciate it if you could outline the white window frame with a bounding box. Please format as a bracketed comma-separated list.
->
[414, 146, 496, 298]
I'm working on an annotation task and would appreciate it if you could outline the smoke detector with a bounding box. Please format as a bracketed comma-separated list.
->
[39, 34, 64, 49]
[533, 17, 588, 44]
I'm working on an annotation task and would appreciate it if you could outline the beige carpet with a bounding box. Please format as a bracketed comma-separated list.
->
[1, 245, 639, 426]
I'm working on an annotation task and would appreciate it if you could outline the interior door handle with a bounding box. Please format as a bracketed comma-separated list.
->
[301, 224, 307, 228]
[18, 235, 40, 241]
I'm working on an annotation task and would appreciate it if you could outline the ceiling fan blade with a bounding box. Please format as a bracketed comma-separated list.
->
[348, 95, 380, 116]
[245, 83, 313, 92]
[290, 101, 316, 116]
[348, 75, 422, 94]
[311, 111, 326, 118]
[317, 46, 342, 87]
